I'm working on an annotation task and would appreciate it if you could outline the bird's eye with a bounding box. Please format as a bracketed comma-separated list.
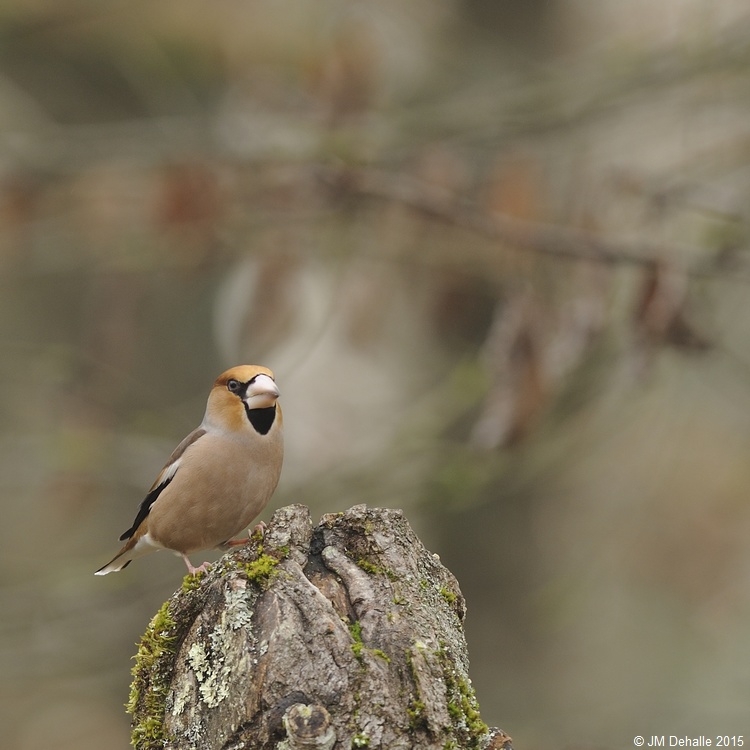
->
[226, 378, 241, 393]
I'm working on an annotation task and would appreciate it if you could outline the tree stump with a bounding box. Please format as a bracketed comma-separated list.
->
[128, 504, 512, 750]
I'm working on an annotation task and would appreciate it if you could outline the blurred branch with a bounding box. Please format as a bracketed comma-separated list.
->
[318, 165, 750, 282]
[417, 13, 750, 147]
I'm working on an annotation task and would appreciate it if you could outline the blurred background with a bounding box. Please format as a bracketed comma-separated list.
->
[2, 1, 750, 748]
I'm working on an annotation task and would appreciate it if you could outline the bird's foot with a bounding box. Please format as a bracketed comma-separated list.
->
[181, 553, 211, 575]
[224, 521, 267, 548]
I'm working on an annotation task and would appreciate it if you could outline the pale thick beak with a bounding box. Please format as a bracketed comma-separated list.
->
[244, 374, 280, 410]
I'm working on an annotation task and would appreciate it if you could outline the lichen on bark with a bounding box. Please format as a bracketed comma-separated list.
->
[128, 504, 512, 750]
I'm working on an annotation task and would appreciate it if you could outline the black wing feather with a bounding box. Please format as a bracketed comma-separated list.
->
[117, 426, 207, 541]
[119, 476, 175, 541]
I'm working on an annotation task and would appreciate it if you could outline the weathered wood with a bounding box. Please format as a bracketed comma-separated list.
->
[128, 504, 512, 750]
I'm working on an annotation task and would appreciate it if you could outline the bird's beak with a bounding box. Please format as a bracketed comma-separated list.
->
[244, 374, 280, 410]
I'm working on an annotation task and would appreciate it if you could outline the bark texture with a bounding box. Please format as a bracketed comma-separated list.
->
[128, 504, 512, 750]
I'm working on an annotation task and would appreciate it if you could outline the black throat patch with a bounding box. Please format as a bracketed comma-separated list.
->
[245, 405, 277, 435]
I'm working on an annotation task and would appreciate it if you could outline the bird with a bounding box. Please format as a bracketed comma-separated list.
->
[95, 365, 283, 576]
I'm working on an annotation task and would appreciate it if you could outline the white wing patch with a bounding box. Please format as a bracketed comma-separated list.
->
[153, 457, 181, 490]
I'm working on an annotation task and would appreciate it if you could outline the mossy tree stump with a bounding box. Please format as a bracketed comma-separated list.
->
[128, 504, 512, 750]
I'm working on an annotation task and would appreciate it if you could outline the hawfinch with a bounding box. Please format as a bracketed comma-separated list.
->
[95, 365, 283, 576]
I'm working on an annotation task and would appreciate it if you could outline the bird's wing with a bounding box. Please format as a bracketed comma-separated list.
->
[118, 427, 207, 541]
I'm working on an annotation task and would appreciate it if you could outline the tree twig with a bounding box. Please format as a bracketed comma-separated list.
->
[317, 165, 750, 283]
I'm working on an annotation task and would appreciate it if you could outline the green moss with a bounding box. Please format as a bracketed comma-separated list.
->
[181, 570, 204, 593]
[447, 700, 462, 723]
[348, 620, 391, 664]
[406, 642, 488, 750]
[356, 558, 381, 575]
[439, 587, 457, 605]
[239, 543, 289, 588]
[349, 620, 364, 661]
[443, 669, 488, 742]
[372, 648, 391, 663]
[127, 600, 178, 749]
[356, 557, 398, 581]
[250, 526, 265, 543]
[407, 699, 427, 730]
[241, 553, 280, 584]
[133, 716, 166, 747]
[352, 733, 370, 747]
[458, 678, 488, 738]
[405, 647, 428, 731]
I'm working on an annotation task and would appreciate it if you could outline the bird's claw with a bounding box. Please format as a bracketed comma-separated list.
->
[223, 521, 267, 548]
[181, 552, 211, 575]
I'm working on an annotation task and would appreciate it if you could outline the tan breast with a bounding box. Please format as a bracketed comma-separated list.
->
[146, 426, 283, 553]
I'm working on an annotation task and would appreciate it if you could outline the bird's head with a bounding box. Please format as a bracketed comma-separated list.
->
[205, 365, 281, 434]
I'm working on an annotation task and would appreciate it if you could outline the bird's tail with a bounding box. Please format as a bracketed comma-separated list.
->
[94, 553, 133, 575]
[94, 533, 159, 575]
